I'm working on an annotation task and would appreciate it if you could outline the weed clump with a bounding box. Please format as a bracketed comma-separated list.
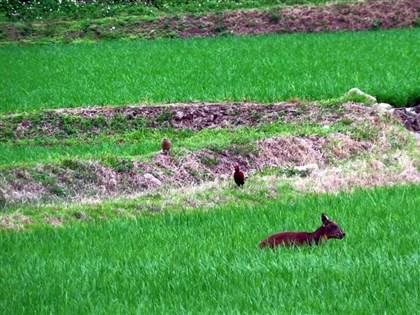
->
[104, 156, 134, 173]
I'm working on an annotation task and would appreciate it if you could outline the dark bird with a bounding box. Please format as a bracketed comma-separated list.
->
[161, 138, 171, 155]
[233, 164, 245, 187]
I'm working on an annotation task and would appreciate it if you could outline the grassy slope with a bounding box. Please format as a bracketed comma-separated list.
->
[0, 0, 353, 22]
[0, 121, 350, 167]
[1, 28, 420, 113]
[1, 184, 419, 314]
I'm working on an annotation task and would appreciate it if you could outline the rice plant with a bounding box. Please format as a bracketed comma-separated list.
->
[1, 28, 419, 113]
[1, 184, 419, 314]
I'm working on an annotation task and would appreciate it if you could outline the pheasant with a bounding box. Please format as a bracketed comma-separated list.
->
[161, 138, 171, 155]
[233, 165, 245, 187]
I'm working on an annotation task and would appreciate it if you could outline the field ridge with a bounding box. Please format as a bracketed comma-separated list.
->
[1, 101, 419, 228]
[1, 0, 419, 44]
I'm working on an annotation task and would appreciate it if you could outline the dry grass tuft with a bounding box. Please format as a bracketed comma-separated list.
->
[293, 151, 420, 194]
[257, 136, 326, 168]
[322, 133, 372, 161]
[44, 217, 64, 227]
[0, 214, 33, 230]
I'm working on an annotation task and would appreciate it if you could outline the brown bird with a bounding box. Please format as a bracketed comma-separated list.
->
[233, 164, 245, 187]
[161, 138, 171, 155]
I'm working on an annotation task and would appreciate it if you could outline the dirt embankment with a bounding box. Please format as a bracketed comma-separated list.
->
[1, 102, 419, 212]
[6, 101, 419, 141]
[171, 0, 420, 38]
[2, 0, 419, 43]
[4, 101, 371, 141]
[0, 133, 372, 206]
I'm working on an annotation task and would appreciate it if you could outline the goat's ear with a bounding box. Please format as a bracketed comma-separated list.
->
[321, 213, 330, 226]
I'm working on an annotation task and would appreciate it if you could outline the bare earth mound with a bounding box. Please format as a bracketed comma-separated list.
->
[2, 101, 387, 140]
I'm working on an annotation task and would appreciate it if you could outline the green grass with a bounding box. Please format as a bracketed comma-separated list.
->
[0, 121, 350, 167]
[1, 28, 420, 114]
[1, 184, 419, 314]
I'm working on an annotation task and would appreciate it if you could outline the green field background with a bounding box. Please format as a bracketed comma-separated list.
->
[1, 185, 419, 314]
[1, 28, 420, 113]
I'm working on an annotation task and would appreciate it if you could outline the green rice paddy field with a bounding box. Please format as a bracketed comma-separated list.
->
[1, 185, 419, 314]
[1, 26, 420, 315]
[1, 28, 420, 114]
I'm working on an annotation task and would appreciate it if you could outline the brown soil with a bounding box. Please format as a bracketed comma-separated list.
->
[394, 105, 420, 132]
[58, 101, 368, 127]
[6, 101, 377, 140]
[169, 0, 420, 39]
[8, 101, 418, 143]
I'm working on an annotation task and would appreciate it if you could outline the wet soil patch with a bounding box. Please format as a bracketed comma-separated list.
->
[394, 105, 420, 133]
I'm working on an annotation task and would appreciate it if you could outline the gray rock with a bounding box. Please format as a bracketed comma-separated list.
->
[294, 163, 319, 177]
[406, 105, 420, 115]
[144, 173, 162, 187]
[412, 132, 420, 140]
[347, 88, 377, 103]
[174, 111, 184, 120]
[375, 103, 393, 111]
